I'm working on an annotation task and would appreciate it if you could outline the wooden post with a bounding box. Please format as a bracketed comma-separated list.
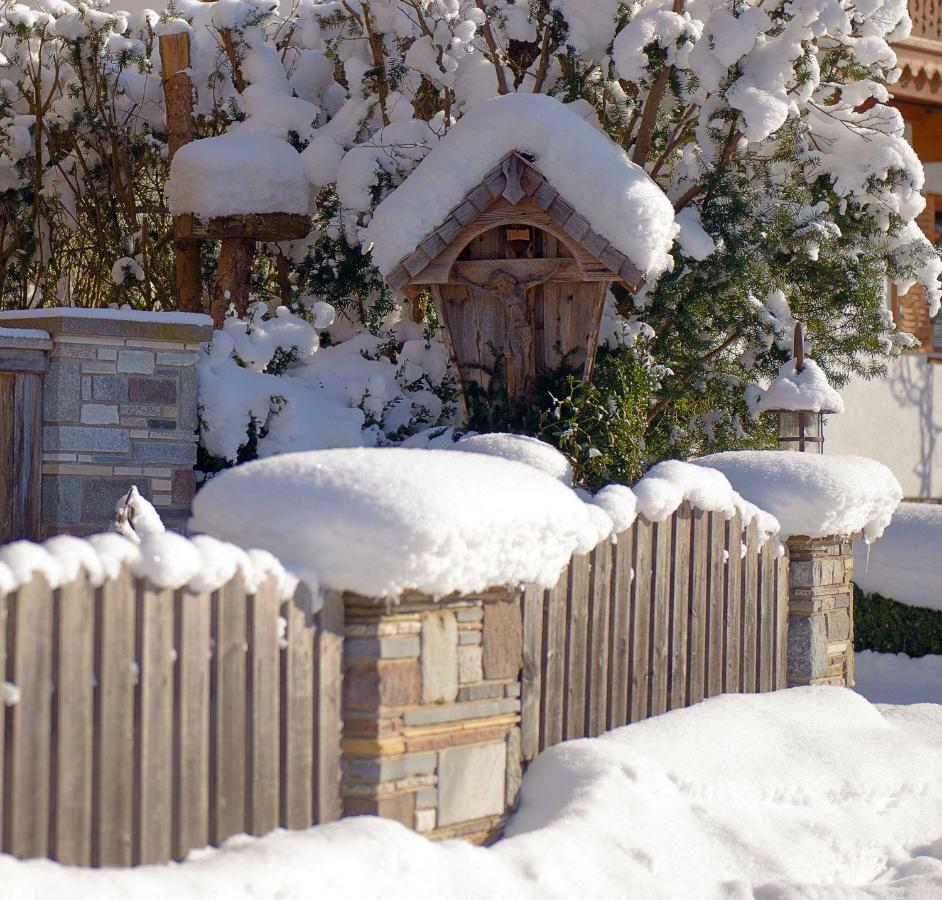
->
[211, 237, 255, 326]
[159, 32, 203, 315]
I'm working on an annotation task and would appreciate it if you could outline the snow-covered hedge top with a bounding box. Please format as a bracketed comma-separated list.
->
[0, 531, 298, 598]
[190, 447, 780, 599]
[695, 452, 902, 541]
[167, 132, 310, 219]
[749, 358, 844, 416]
[365, 93, 678, 281]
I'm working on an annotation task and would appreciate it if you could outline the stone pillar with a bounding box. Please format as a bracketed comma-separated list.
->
[0, 310, 213, 536]
[341, 590, 523, 843]
[786, 534, 856, 687]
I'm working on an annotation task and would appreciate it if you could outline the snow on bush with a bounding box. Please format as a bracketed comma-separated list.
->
[365, 93, 678, 281]
[5, 689, 942, 898]
[696, 451, 902, 541]
[853, 502, 942, 612]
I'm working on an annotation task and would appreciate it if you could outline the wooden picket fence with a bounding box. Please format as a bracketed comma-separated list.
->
[520, 503, 789, 761]
[0, 568, 342, 866]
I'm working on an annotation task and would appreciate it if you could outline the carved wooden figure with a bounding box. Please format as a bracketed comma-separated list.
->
[386, 152, 648, 409]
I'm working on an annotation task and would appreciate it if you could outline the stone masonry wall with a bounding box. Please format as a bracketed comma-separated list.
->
[786, 534, 855, 687]
[0, 311, 213, 536]
[342, 590, 523, 843]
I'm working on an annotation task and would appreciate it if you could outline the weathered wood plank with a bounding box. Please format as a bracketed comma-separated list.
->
[173, 588, 211, 860]
[564, 554, 591, 740]
[0, 588, 5, 849]
[608, 528, 633, 729]
[724, 513, 743, 694]
[586, 540, 612, 737]
[687, 509, 709, 705]
[0, 374, 15, 543]
[540, 572, 568, 750]
[52, 573, 94, 865]
[280, 593, 315, 829]
[93, 569, 135, 867]
[775, 550, 790, 690]
[741, 521, 760, 694]
[758, 540, 777, 692]
[668, 506, 691, 711]
[650, 519, 672, 717]
[247, 577, 281, 837]
[12, 373, 42, 541]
[482, 596, 523, 681]
[315, 589, 343, 823]
[4, 575, 53, 858]
[210, 574, 247, 844]
[134, 582, 175, 865]
[629, 519, 653, 723]
[520, 585, 544, 762]
[706, 512, 727, 698]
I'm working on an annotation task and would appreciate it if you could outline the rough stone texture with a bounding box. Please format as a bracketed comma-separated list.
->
[421, 611, 459, 704]
[44, 360, 81, 422]
[458, 645, 484, 684]
[92, 375, 128, 401]
[786, 535, 855, 687]
[482, 598, 523, 680]
[117, 349, 155, 374]
[81, 404, 120, 425]
[437, 742, 507, 828]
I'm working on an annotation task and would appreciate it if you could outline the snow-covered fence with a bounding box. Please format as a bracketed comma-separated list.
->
[0, 549, 342, 866]
[520, 504, 789, 761]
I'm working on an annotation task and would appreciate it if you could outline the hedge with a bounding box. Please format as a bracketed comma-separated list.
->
[853, 583, 942, 657]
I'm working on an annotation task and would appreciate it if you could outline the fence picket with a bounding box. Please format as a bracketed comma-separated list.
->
[608, 528, 633, 729]
[758, 542, 776, 691]
[586, 541, 612, 737]
[668, 506, 691, 711]
[564, 554, 590, 740]
[280, 593, 314, 829]
[520, 585, 544, 762]
[541, 573, 567, 750]
[775, 551, 789, 690]
[741, 521, 759, 693]
[93, 569, 135, 866]
[724, 513, 743, 694]
[629, 519, 652, 723]
[314, 589, 343, 823]
[0, 587, 5, 849]
[650, 520, 672, 717]
[706, 513, 726, 698]
[52, 573, 94, 865]
[687, 510, 708, 705]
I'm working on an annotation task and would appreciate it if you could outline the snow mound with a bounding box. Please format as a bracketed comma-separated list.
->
[366, 93, 677, 281]
[189, 448, 613, 598]
[749, 357, 845, 415]
[696, 451, 902, 541]
[853, 501, 942, 611]
[450, 433, 573, 485]
[633, 459, 780, 543]
[167, 132, 310, 218]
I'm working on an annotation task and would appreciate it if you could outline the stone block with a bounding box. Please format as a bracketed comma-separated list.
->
[826, 610, 851, 642]
[117, 349, 155, 374]
[41, 474, 81, 525]
[93, 375, 128, 402]
[458, 631, 482, 646]
[415, 788, 438, 810]
[422, 610, 458, 704]
[438, 741, 507, 827]
[80, 361, 117, 375]
[505, 727, 522, 811]
[97, 347, 118, 361]
[346, 635, 421, 660]
[172, 468, 196, 505]
[483, 599, 522, 680]
[44, 425, 129, 453]
[402, 697, 519, 727]
[128, 376, 177, 404]
[458, 645, 483, 684]
[456, 608, 484, 623]
[132, 440, 197, 465]
[344, 792, 415, 826]
[81, 403, 120, 425]
[344, 658, 421, 710]
[147, 418, 177, 430]
[414, 808, 436, 833]
[157, 350, 199, 366]
[44, 359, 81, 422]
[344, 751, 437, 783]
[80, 478, 149, 522]
[177, 364, 199, 431]
[787, 613, 827, 685]
[457, 683, 504, 702]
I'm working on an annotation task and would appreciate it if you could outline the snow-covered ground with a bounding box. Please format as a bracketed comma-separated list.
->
[5, 688, 942, 899]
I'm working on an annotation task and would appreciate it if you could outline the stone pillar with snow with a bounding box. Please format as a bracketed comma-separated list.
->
[0, 309, 213, 536]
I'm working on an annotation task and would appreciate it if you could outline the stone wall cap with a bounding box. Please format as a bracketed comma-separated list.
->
[0, 325, 52, 349]
[0, 308, 214, 343]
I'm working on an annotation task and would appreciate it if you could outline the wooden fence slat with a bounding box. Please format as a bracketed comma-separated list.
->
[706, 512, 726, 698]
[247, 577, 281, 836]
[724, 513, 743, 694]
[540, 573, 567, 750]
[4, 575, 53, 858]
[0, 588, 5, 849]
[315, 589, 343, 823]
[0, 374, 14, 543]
[629, 519, 652, 723]
[210, 574, 247, 844]
[134, 582, 174, 865]
[52, 573, 94, 865]
[668, 506, 691, 711]
[93, 569, 135, 867]
[173, 588, 211, 860]
[687, 509, 709, 705]
[758, 541, 776, 692]
[12, 373, 42, 540]
[649, 519, 672, 717]
[280, 593, 315, 829]
[520, 585, 544, 762]
[607, 528, 633, 729]
[775, 550, 789, 690]
[741, 521, 760, 694]
[564, 554, 590, 740]
[586, 541, 612, 737]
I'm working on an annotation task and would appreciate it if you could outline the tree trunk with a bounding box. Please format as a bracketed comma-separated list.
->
[211, 237, 255, 326]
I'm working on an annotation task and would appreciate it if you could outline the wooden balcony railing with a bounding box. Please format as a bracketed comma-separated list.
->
[909, 0, 942, 42]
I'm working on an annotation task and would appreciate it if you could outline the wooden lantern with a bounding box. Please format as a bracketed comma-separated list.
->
[386, 152, 646, 409]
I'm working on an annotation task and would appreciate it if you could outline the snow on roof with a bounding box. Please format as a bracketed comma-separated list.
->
[167, 131, 310, 219]
[366, 93, 678, 282]
[0, 307, 213, 327]
[695, 451, 902, 541]
[749, 357, 844, 416]
[0, 325, 49, 342]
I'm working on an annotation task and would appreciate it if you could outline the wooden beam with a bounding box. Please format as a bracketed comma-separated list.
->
[177, 213, 311, 242]
[211, 237, 255, 326]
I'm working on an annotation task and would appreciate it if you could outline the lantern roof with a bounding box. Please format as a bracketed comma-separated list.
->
[749, 357, 845, 416]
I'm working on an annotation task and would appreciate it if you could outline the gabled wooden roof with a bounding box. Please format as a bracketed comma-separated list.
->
[385, 152, 645, 292]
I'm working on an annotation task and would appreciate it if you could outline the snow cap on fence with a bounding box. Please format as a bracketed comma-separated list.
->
[694, 451, 902, 541]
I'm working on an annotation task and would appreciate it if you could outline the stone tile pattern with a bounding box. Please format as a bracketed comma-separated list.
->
[29, 318, 211, 536]
[786, 535, 856, 687]
[342, 589, 524, 844]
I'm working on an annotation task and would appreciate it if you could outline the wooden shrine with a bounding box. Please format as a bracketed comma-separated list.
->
[387, 152, 646, 406]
